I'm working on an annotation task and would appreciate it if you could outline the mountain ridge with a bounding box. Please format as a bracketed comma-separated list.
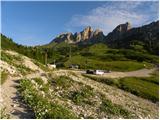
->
[47, 20, 158, 55]
[50, 26, 104, 44]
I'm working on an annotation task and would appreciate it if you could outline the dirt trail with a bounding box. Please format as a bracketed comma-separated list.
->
[0, 72, 44, 119]
[53, 69, 159, 118]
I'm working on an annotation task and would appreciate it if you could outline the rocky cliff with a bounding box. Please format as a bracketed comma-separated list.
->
[50, 26, 104, 44]
[105, 21, 159, 54]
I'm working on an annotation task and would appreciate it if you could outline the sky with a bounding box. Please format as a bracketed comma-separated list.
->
[1, 1, 159, 46]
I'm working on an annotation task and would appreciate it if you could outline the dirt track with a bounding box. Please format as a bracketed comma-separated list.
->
[0, 73, 45, 119]
[77, 68, 157, 78]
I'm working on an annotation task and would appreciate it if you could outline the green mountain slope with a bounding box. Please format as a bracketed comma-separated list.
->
[1, 21, 159, 71]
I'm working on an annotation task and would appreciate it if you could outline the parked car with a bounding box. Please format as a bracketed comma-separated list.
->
[86, 69, 105, 75]
[104, 70, 112, 73]
[93, 70, 104, 75]
[86, 70, 94, 74]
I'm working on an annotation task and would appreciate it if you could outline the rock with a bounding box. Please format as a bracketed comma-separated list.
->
[81, 26, 93, 40]
[53, 32, 74, 43]
[74, 32, 82, 42]
[105, 21, 159, 54]
[113, 22, 131, 33]
[11, 104, 17, 108]
[50, 26, 104, 44]
[0, 98, 3, 102]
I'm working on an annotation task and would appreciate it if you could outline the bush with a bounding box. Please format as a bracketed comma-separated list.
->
[19, 79, 78, 119]
[100, 99, 132, 118]
[1, 71, 8, 84]
[0, 107, 10, 119]
[69, 86, 94, 105]
[53, 76, 73, 88]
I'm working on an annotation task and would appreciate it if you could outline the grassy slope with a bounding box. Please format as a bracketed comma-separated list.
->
[83, 71, 159, 103]
[19, 76, 135, 118]
[65, 43, 156, 71]
[1, 35, 158, 71]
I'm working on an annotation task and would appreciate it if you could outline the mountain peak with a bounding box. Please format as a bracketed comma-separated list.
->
[51, 26, 104, 44]
[113, 22, 132, 33]
[81, 26, 93, 40]
[83, 26, 93, 31]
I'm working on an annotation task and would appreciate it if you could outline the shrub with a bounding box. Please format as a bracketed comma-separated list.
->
[100, 99, 132, 118]
[0, 107, 10, 119]
[53, 76, 73, 88]
[69, 86, 94, 105]
[19, 79, 78, 119]
[1, 71, 8, 84]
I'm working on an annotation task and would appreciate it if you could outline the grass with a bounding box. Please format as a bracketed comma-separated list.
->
[69, 86, 94, 105]
[142, 70, 159, 84]
[16, 64, 33, 75]
[1, 51, 22, 64]
[1, 71, 8, 84]
[64, 44, 157, 71]
[32, 59, 50, 72]
[83, 73, 159, 103]
[119, 77, 159, 103]
[65, 55, 153, 71]
[1, 50, 33, 75]
[0, 107, 10, 119]
[53, 76, 73, 88]
[19, 75, 137, 118]
[19, 78, 78, 119]
[33, 78, 44, 85]
[99, 99, 134, 118]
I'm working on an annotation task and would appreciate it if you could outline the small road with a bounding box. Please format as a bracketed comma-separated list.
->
[76, 68, 157, 78]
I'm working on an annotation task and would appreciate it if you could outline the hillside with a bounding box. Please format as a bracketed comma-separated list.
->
[0, 49, 159, 119]
[44, 21, 159, 69]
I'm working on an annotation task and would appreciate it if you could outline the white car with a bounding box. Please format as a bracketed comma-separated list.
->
[94, 70, 104, 75]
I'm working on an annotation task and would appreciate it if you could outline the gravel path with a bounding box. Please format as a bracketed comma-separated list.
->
[1, 76, 33, 119]
[77, 68, 156, 78]
[0, 73, 45, 119]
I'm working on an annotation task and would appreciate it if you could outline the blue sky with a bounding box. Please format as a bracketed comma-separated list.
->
[1, 1, 159, 46]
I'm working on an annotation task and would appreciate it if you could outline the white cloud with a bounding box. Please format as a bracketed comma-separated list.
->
[66, 1, 158, 35]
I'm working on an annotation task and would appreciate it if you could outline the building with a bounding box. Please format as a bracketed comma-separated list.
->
[69, 64, 79, 69]
[47, 64, 56, 69]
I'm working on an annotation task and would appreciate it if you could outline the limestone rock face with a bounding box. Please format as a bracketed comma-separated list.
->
[74, 32, 81, 42]
[51, 26, 104, 44]
[106, 22, 132, 41]
[81, 26, 93, 40]
[113, 22, 131, 33]
[91, 29, 104, 42]
[54, 32, 74, 43]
